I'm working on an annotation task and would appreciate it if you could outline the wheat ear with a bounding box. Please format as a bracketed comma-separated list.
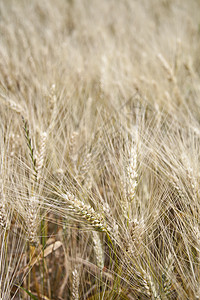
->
[72, 268, 79, 300]
[92, 231, 104, 271]
[62, 192, 108, 233]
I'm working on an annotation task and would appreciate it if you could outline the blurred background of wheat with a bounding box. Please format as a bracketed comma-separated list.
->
[1, 0, 200, 299]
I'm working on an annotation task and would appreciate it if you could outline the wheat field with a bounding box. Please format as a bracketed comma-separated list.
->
[1, 0, 200, 299]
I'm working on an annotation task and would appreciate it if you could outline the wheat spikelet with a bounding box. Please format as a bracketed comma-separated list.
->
[122, 141, 139, 222]
[9, 132, 21, 157]
[48, 83, 58, 132]
[69, 131, 78, 169]
[142, 269, 160, 299]
[26, 196, 39, 245]
[0, 93, 26, 116]
[0, 180, 9, 230]
[100, 54, 108, 95]
[92, 231, 104, 271]
[36, 131, 47, 181]
[157, 53, 182, 103]
[126, 217, 145, 254]
[83, 173, 93, 190]
[162, 252, 174, 298]
[101, 201, 119, 241]
[72, 268, 79, 300]
[0, 208, 26, 299]
[22, 117, 37, 178]
[80, 152, 92, 177]
[62, 192, 108, 233]
[55, 168, 65, 188]
[126, 144, 138, 203]
[157, 53, 176, 84]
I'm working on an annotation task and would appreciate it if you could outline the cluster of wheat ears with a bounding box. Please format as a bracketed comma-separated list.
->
[0, 0, 200, 299]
